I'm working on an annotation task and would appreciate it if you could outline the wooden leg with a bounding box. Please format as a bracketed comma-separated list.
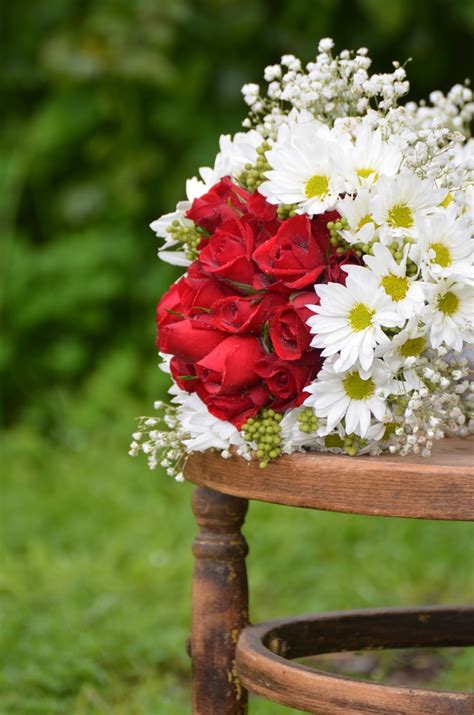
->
[191, 486, 249, 715]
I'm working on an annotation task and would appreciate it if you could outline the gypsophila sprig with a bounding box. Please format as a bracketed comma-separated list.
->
[130, 402, 188, 480]
[133, 39, 473, 476]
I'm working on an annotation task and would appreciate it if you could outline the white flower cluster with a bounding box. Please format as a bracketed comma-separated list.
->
[263, 114, 474, 448]
[242, 39, 409, 136]
[406, 84, 474, 136]
[135, 39, 473, 469]
[129, 400, 188, 480]
[129, 385, 253, 476]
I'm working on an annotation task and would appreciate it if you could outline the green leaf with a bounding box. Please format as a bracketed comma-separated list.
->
[224, 280, 264, 295]
[260, 320, 274, 353]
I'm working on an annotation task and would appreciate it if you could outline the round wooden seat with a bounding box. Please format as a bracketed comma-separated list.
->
[185, 435, 474, 520]
[235, 606, 474, 714]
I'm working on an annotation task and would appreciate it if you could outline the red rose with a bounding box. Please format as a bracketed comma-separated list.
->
[244, 191, 281, 245]
[186, 177, 249, 233]
[246, 191, 277, 222]
[196, 335, 266, 393]
[324, 250, 362, 285]
[170, 356, 198, 392]
[255, 352, 321, 411]
[197, 384, 269, 428]
[156, 263, 234, 328]
[252, 214, 327, 290]
[158, 319, 227, 363]
[194, 335, 270, 427]
[209, 293, 286, 335]
[156, 282, 187, 328]
[198, 218, 257, 286]
[181, 261, 235, 308]
[269, 291, 318, 361]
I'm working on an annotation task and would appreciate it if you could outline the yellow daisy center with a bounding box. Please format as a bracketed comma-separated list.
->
[381, 274, 409, 302]
[357, 214, 375, 231]
[399, 336, 426, 358]
[439, 192, 453, 208]
[437, 291, 459, 316]
[429, 242, 452, 268]
[388, 203, 413, 229]
[348, 303, 374, 331]
[305, 174, 329, 199]
[343, 372, 375, 400]
[357, 167, 379, 182]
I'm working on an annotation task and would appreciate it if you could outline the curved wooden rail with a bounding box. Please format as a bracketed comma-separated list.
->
[235, 606, 474, 714]
[185, 435, 474, 520]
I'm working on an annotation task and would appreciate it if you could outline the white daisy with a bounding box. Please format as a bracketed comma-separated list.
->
[414, 209, 474, 283]
[337, 188, 378, 246]
[150, 176, 211, 267]
[170, 388, 245, 452]
[343, 126, 402, 190]
[378, 318, 428, 373]
[363, 243, 425, 318]
[213, 130, 264, 179]
[304, 358, 392, 438]
[307, 265, 403, 372]
[369, 173, 445, 240]
[423, 278, 474, 352]
[259, 121, 346, 214]
[279, 406, 325, 452]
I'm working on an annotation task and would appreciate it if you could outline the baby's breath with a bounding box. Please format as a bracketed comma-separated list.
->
[130, 403, 188, 480]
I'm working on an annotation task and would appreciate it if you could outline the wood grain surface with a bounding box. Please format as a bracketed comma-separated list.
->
[185, 436, 474, 520]
[235, 606, 474, 714]
[191, 487, 249, 714]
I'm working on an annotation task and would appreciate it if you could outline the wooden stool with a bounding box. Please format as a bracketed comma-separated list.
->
[184, 436, 474, 714]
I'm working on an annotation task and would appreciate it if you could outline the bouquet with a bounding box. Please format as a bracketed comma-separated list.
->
[130, 39, 474, 480]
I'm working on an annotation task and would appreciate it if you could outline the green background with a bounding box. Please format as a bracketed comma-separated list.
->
[1, 1, 473, 712]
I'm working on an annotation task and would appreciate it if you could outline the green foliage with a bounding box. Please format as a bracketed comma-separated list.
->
[1, 0, 473, 427]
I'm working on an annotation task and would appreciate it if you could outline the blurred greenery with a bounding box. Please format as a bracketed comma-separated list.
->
[1, 1, 473, 712]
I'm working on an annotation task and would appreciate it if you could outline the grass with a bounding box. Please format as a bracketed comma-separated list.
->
[1, 395, 473, 714]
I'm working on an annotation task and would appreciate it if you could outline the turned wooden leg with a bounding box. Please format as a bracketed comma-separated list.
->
[191, 486, 249, 715]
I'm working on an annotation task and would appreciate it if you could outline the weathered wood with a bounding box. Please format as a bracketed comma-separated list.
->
[236, 606, 474, 714]
[191, 487, 249, 715]
[185, 436, 474, 521]
[184, 442, 474, 713]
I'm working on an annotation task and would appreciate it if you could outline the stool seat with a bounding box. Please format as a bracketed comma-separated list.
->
[236, 606, 474, 714]
[185, 435, 474, 520]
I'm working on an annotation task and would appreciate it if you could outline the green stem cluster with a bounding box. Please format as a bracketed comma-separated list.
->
[238, 141, 271, 191]
[297, 407, 319, 433]
[166, 220, 203, 260]
[327, 217, 353, 254]
[324, 432, 367, 455]
[241, 408, 283, 468]
[277, 203, 298, 219]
